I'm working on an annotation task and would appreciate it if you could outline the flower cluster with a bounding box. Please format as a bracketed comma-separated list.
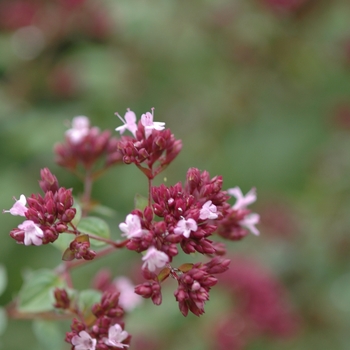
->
[4, 168, 76, 246]
[55, 116, 123, 175]
[4, 107, 261, 349]
[217, 187, 260, 240]
[116, 108, 182, 179]
[64, 291, 131, 350]
[114, 109, 260, 316]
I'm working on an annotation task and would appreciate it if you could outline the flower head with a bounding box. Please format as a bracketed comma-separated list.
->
[17, 220, 44, 246]
[239, 213, 260, 235]
[142, 246, 169, 272]
[199, 200, 218, 220]
[228, 187, 257, 210]
[3, 195, 28, 216]
[71, 330, 96, 350]
[115, 108, 137, 137]
[119, 214, 146, 239]
[103, 324, 129, 348]
[65, 116, 90, 144]
[140, 108, 165, 138]
[174, 217, 198, 238]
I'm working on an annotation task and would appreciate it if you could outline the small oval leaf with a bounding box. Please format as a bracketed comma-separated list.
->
[157, 267, 170, 282]
[32, 320, 64, 350]
[77, 216, 110, 247]
[78, 289, 101, 317]
[134, 193, 148, 211]
[18, 269, 64, 313]
[178, 263, 194, 273]
[71, 199, 82, 227]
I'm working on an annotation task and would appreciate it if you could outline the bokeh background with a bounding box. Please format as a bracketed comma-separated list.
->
[1, 0, 350, 349]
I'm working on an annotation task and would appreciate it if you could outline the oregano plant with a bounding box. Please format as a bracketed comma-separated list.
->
[3, 108, 260, 349]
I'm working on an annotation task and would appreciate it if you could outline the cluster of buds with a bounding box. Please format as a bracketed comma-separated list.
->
[4, 168, 76, 246]
[116, 108, 182, 178]
[63, 234, 97, 261]
[54, 116, 123, 175]
[64, 291, 131, 350]
[115, 109, 260, 316]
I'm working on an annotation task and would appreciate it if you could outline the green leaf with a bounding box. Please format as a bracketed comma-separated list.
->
[77, 216, 110, 247]
[90, 203, 116, 217]
[18, 269, 64, 313]
[0, 264, 7, 297]
[78, 289, 101, 317]
[134, 193, 148, 211]
[71, 199, 82, 227]
[0, 307, 7, 337]
[51, 232, 74, 253]
[32, 320, 64, 350]
[157, 267, 170, 282]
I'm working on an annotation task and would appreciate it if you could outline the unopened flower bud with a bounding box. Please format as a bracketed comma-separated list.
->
[186, 167, 201, 192]
[144, 206, 153, 222]
[53, 288, 70, 309]
[39, 168, 59, 193]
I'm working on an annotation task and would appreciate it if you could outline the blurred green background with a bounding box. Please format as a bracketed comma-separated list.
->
[1, 0, 350, 349]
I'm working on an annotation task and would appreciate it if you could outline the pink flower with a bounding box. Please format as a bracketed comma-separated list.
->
[65, 116, 90, 144]
[142, 246, 169, 272]
[239, 213, 260, 235]
[17, 220, 44, 246]
[115, 108, 137, 137]
[103, 324, 129, 348]
[114, 277, 143, 311]
[174, 217, 198, 238]
[199, 200, 218, 220]
[228, 187, 257, 210]
[3, 194, 28, 216]
[119, 214, 146, 239]
[71, 330, 96, 350]
[140, 108, 165, 138]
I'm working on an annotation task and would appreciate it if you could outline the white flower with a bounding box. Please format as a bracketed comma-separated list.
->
[65, 116, 90, 144]
[228, 187, 257, 210]
[103, 324, 129, 348]
[174, 217, 198, 238]
[3, 194, 28, 216]
[140, 108, 165, 138]
[119, 214, 146, 239]
[17, 220, 44, 246]
[199, 200, 218, 220]
[239, 213, 260, 236]
[142, 246, 169, 272]
[115, 109, 138, 137]
[71, 330, 96, 350]
[114, 277, 143, 312]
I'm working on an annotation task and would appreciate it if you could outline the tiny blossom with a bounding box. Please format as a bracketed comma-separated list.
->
[115, 108, 137, 137]
[174, 217, 198, 238]
[18, 220, 44, 246]
[65, 116, 90, 144]
[199, 200, 218, 220]
[119, 214, 145, 239]
[103, 324, 129, 348]
[140, 109, 165, 138]
[3, 194, 28, 216]
[114, 277, 143, 311]
[71, 330, 96, 350]
[142, 246, 169, 272]
[228, 187, 257, 210]
[239, 213, 260, 235]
